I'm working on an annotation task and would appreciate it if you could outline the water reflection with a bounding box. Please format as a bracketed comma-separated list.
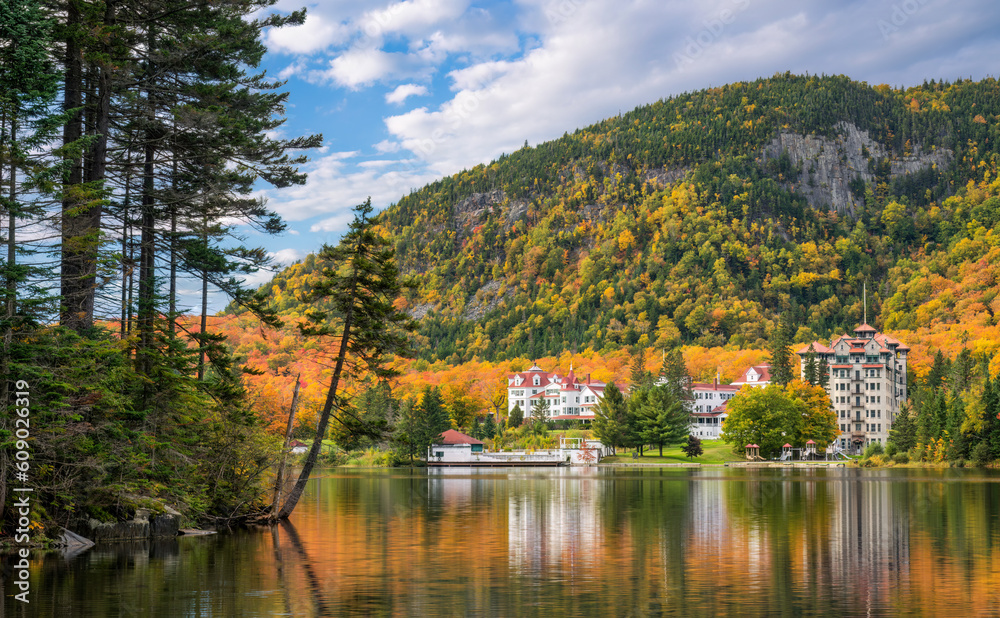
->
[4, 467, 1000, 617]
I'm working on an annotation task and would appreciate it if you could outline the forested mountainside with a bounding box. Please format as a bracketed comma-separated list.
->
[252, 74, 1000, 363]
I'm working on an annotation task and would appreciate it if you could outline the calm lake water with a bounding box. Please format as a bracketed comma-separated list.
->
[4, 466, 1000, 617]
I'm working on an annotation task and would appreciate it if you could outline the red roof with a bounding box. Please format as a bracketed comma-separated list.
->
[854, 323, 877, 333]
[691, 382, 741, 392]
[806, 439, 815, 444]
[783, 443, 792, 448]
[796, 342, 833, 355]
[437, 429, 483, 446]
[733, 365, 772, 384]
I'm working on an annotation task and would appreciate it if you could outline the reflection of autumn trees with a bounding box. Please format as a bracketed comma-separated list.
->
[21, 470, 1000, 615]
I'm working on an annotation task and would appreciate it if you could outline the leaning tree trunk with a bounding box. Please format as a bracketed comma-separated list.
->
[271, 375, 301, 520]
[276, 290, 355, 520]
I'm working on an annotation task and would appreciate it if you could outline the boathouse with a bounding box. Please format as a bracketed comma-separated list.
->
[428, 429, 485, 463]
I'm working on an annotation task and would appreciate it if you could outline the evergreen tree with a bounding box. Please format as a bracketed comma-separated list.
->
[415, 385, 451, 453]
[659, 349, 693, 406]
[630, 347, 651, 389]
[926, 350, 950, 392]
[592, 382, 627, 454]
[889, 403, 917, 452]
[277, 199, 414, 520]
[483, 414, 498, 440]
[630, 384, 689, 456]
[768, 314, 794, 385]
[803, 345, 818, 385]
[817, 357, 830, 390]
[508, 403, 524, 428]
[530, 396, 549, 435]
[982, 372, 1000, 460]
[391, 397, 421, 464]
[915, 394, 940, 447]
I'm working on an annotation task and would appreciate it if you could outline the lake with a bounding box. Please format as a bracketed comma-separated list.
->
[5, 466, 1000, 617]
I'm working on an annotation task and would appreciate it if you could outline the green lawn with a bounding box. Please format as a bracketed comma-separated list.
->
[601, 439, 743, 464]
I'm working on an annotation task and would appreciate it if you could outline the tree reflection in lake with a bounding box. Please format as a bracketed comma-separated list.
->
[4, 467, 1000, 617]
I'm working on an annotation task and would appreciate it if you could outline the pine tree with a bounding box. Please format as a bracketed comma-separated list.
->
[277, 199, 414, 520]
[982, 372, 1000, 460]
[483, 414, 497, 440]
[804, 344, 818, 385]
[592, 382, 627, 454]
[630, 347, 651, 389]
[508, 403, 524, 428]
[530, 396, 549, 435]
[817, 357, 830, 390]
[630, 384, 689, 456]
[889, 403, 916, 452]
[768, 314, 794, 385]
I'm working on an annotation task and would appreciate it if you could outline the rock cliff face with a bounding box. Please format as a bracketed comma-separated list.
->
[761, 121, 951, 215]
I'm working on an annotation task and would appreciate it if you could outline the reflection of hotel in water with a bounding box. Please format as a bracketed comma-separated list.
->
[428, 468, 913, 607]
[827, 471, 910, 594]
[505, 469, 604, 574]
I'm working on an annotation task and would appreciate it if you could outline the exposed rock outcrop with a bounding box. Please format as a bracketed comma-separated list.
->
[73, 508, 181, 543]
[760, 121, 951, 215]
[462, 280, 513, 321]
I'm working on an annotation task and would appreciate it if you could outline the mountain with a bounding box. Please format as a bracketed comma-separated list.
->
[245, 73, 1000, 366]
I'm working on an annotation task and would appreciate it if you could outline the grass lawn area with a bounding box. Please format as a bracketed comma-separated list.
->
[601, 439, 743, 464]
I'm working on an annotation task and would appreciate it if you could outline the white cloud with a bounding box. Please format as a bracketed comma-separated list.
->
[379, 0, 1000, 176]
[257, 0, 1000, 255]
[313, 46, 433, 88]
[374, 139, 401, 153]
[359, 0, 471, 38]
[386, 83, 429, 104]
[270, 248, 306, 266]
[264, 150, 439, 237]
[265, 13, 349, 55]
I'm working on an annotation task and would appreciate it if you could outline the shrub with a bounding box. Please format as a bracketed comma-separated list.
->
[884, 442, 898, 458]
[859, 454, 887, 467]
[893, 453, 910, 465]
[862, 442, 885, 459]
[971, 442, 992, 467]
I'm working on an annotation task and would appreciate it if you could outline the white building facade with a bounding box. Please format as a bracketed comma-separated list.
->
[796, 324, 909, 453]
[507, 364, 609, 421]
[689, 381, 742, 440]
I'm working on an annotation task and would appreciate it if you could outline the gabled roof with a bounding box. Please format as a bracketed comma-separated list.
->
[796, 341, 833, 355]
[436, 429, 483, 446]
[732, 364, 772, 384]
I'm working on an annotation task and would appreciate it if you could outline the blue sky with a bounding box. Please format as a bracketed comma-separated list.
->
[224, 0, 1000, 301]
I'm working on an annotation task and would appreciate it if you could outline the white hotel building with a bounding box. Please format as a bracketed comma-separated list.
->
[796, 323, 909, 453]
[689, 365, 771, 440]
[507, 364, 609, 421]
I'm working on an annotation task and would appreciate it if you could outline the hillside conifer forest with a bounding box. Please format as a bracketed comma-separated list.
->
[238, 73, 1000, 469]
